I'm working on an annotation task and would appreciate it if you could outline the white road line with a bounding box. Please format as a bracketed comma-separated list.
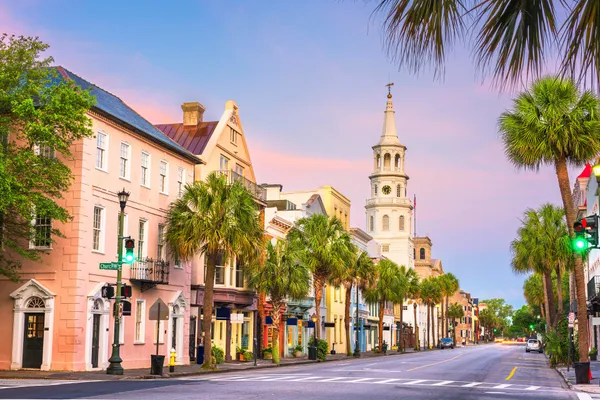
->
[524, 386, 540, 391]
[462, 382, 483, 387]
[345, 378, 374, 383]
[288, 376, 322, 382]
[319, 377, 347, 382]
[432, 381, 453, 386]
[374, 379, 400, 384]
[576, 393, 593, 400]
[492, 384, 511, 389]
[404, 380, 428, 385]
[260, 376, 297, 381]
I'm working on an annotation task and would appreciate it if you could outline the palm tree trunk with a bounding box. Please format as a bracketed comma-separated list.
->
[378, 300, 384, 349]
[556, 156, 589, 362]
[271, 303, 282, 364]
[413, 303, 419, 350]
[556, 265, 564, 316]
[314, 277, 324, 340]
[257, 291, 266, 351]
[540, 303, 545, 320]
[541, 271, 553, 331]
[399, 299, 404, 352]
[344, 282, 352, 355]
[202, 252, 217, 368]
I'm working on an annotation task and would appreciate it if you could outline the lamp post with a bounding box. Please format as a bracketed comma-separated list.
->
[107, 189, 129, 375]
[353, 282, 360, 358]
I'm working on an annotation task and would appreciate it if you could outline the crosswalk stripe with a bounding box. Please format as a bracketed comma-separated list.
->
[374, 379, 400, 384]
[462, 382, 482, 387]
[432, 381, 453, 386]
[288, 376, 322, 381]
[524, 386, 540, 391]
[345, 378, 374, 383]
[261, 376, 297, 381]
[404, 380, 428, 385]
[319, 377, 347, 382]
[492, 384, 511, 389]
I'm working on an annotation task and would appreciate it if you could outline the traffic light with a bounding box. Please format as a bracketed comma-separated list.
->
[121, 284, 132, 298]
[574, 219, 587, 251]
[101, 285, 115, 299]
[124, 238, 135, 263]
[529, 324, 534, 329]
[584, 215, 599, 247]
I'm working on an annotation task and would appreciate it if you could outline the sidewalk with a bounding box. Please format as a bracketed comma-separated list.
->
[557, 361, 600, 394]
[0, 348, 416, 381]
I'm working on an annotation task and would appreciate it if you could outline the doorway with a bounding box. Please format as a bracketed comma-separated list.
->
[91, 314, 101, 368]
[22, 313, 44, 369]
[172, 315, 178, 351]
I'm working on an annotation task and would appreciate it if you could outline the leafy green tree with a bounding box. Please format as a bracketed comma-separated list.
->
[524, 273, 546, 319]
[499, 76, 600, 361]
[447, 302, 464, 345]
[510, 306, 539, 338]
[440, 273, 459, 340]
[246, 238, 310, 364]
[287, 213, 352, 339]
[419, 277, 442, 348]
[363, 259, 407, 349]
[371, 0, 600, 89]
[0, 34, 95, 280]
[165, 172, 264, 368]
[481, 298, 514, 336]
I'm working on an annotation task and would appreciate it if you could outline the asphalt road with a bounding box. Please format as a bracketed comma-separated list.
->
[0, 343, 593, 400]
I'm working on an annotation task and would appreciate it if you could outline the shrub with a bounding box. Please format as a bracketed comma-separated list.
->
[309, 336, 328, 361]
[294, 344, 303, 353]
[243, 351, 253, 360]
[212, 346, 225, 364]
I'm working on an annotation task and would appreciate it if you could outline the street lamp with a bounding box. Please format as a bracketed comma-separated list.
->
[107, 188, 129, 375]
[353, 283, 361, 358]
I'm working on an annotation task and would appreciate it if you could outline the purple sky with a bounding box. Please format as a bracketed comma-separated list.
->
[2, 0, 577, 308]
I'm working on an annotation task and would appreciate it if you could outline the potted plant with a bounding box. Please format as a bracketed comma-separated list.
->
[294, 344, 303, 358]
[590, 347, 597, 361]
[262, 346, 273, 360]
[243, 350, 253, 362]
[236, 346, 246, 361]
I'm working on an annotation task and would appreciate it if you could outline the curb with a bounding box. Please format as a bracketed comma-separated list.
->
[556, 367, 574, 390]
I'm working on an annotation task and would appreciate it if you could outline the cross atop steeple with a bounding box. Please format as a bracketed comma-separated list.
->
[385, 82, 394, 98]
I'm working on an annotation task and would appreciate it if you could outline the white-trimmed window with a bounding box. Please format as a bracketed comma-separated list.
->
[31, 214, 52, 249]
[154, 321, 165, 344]
[134, 300, 146, 344]
[138, 219, 148, 259]
[119, 142, 131, 179]
[34, 144, 55, 158]
[220, 154, 229, 171]
[159, 160, 168, 194]
[92, 206, 105, 252]
[382, 244, 390, 252]
[230, 127, 238, 144]
[96, 132, 108, 171]
[234, 164, 244, 177]
[177, 167, 186, 197]
[140, 151, 150, 187]
[157, 224, 165, 260]
[382, 215, 389, 231]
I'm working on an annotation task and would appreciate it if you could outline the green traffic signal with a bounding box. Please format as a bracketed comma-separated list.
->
[574, 237, 587, 250]
[124, 238, 135, 264]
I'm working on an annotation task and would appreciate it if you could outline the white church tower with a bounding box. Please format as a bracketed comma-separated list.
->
[365, 85, 414, 269]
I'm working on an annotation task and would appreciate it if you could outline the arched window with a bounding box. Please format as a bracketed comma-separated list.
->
[382, 215, 389, 231]
[419, 248, 425, 260]
[395, 154, 400, 169]
[374, 184, 378, 195]
[376, 154, 381, 169]
[369, 216, 374, 232]
[383, 153, 391, 170]
[399, 215, 405, 231]
[413, 248, 416, 259]
[396, 184, 401, 197]
[27, 297, 45, 309]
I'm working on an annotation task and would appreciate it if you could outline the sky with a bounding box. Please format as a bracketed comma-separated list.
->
[1, 0, 580, 309]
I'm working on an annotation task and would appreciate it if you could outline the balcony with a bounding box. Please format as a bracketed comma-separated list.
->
[129, 258, 170, 292]
[219, 170, 266, 203]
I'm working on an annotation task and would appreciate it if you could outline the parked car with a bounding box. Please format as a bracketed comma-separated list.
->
[438, 337, 454, 349]
[525, 339, 543, 353]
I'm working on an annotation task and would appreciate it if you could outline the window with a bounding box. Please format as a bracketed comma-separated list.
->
[138, 219, 147, 259]
[135, 300, 146, 344]
[399, 215, 405, 231]
[420, 248, 425, 259]
[34, 144, 55, 158]
[230, 128, 238, 144]
[235, 260, 244, 288]
[220, 155, 229, 171]
[92, 206, 105, 252]
[141, 152, 150, 187]
[382, 244, 390, 252]
[31, 214, 52, 249]
[382, 215, 389, 231]
[234, 164, 244, 177]
[177, 168, 186, 197]
[374, 185, 378, 195]
[119, 142, 130, 179]
[157, 224, 165, 260]
[396, 184, 401, 197]
[96, 132, 108, 170]
[214, 252, 225, 285]
[333, 317, 337, 343]
[369, 216, 374, 232]
[159, 160, 168, 193]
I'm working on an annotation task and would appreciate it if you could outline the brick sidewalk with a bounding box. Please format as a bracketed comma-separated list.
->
[557, 361, 600, 394]
[0, 349, 416, 381]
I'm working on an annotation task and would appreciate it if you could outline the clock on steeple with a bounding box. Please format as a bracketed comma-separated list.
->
[382, 185, 391, 195]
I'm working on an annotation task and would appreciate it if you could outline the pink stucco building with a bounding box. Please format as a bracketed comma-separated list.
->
[0, 67, 203, 371]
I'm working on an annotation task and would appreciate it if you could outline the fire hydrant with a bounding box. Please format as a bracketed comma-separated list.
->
[169, 348, 176, 373]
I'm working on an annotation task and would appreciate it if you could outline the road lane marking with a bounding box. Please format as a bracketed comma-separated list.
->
[345, 377, 374, 383]
[404, 380, 428, 385]
[319, 377, 347, 382]
[524, 386, 540, 391]
[261, 376, 298, 381]
[576, 394, 593, 400]
[374, 379, 400, 384]
[288, 376, 322, 381]
[432, 380, 453, 386]
[406, 353, 465, 372]
[462, 382, 482, 387]
[505, 366, 517, 380]
[493, 384, 511, 389]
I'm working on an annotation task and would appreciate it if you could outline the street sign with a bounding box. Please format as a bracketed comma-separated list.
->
[149, 298, 169, 321]
[113, 300, 131, 317]
[568, 312, 575, 328]
[99, 262, 120, 270]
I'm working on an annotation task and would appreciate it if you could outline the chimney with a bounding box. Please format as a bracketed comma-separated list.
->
[181, 102, 205, 127]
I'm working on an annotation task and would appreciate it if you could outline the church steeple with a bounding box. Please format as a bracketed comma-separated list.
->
[378, 84, 401, 146]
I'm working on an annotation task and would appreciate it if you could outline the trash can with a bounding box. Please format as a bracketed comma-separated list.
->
[382, 342, 388, 354]
[308, 346, 317, 360]
[196, 345, 204, 365]
[150, 355, 165, 376]
[574, 362, 590, 384]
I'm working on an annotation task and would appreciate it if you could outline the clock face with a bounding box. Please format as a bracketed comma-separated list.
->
[382, 185, 391, 195]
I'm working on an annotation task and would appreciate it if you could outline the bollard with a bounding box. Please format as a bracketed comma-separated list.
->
[169, 348, 176, 373]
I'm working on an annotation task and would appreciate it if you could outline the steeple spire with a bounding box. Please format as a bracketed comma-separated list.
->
[378, 83, 401, 146]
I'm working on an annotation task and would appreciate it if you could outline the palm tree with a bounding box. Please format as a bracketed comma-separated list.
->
[287, 213, 352, 339]
[334, 247, 376, 355]
[430, 277, 443, 347]
[447, 302, 465, 345]
[164, 172, 264, 368]
[371, 0, 600, 89]
[406, 274, 421, 350]
[246, 238, 311, 364]
[363, 259, 407, 349]
[399, 266, 419, 352]
[524, 273, 546, 319]
[440, 273, 459, 340]
[500, 76, 600, 360]
[419, 277, 439, 349]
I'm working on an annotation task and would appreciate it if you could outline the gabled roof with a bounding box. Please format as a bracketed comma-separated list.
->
[54, 67, 202, 164]
[155, 121, 219, 156]
[578, 163, 592, 179]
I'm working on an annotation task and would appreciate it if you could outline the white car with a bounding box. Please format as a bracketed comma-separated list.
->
[525, 339, 543, 353]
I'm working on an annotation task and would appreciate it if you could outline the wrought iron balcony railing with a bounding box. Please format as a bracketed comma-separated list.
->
[588, 275, 600, 300]
[129, 258, 170, 290]
[219, 169, 266, 202]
